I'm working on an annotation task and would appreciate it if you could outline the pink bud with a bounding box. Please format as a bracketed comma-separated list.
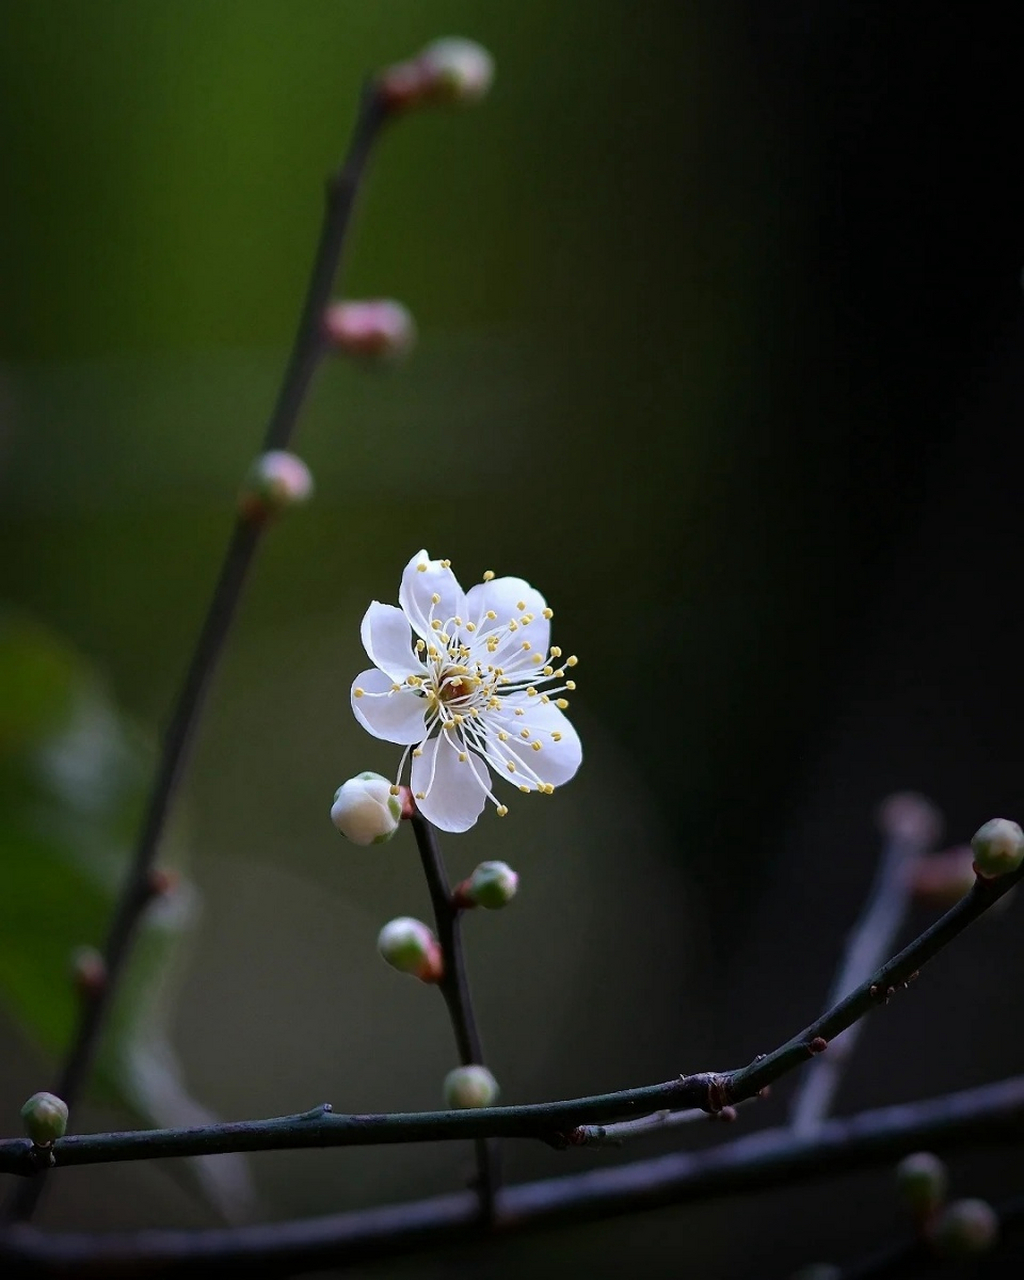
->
[238, 451, 313, 522]
[323, 299, 416, 361]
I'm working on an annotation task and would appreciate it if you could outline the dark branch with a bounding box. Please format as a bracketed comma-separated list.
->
[4, 1075, 1024, 1275]
[411, 815, 501, 1221]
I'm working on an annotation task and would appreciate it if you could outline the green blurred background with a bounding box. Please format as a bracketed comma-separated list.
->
[5, 3, 1024, 1276]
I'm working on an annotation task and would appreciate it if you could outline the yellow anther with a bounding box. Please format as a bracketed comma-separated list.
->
[428, 647, 439, 658]
[518, 784, 530, 793]
[567, 655, 578, 667]
[507, 762, 516, 773]
[431, 592, 441, 605]
[531, 741, 542, 752]
[441, 559, 451, 568]
[470, 707, 480, 717]
[508, 619, 518, 631]
[498, 731, 509, 741]
[455, 615, 463, 626]
[541, 694, 550, 703]
[556, 698, 569, 709]
[391, 683, 401, 692]
[453, 714, 464, 725]
[496, 805, 508, 817]
[514, 707, 525, 716]
[543, 665, 553, 677]
[527, 687, 537, 697]
[389, 785, 400, 795]
[413, 748, 423, 757]
[550, 646, 562, 658]
[417, 563, 427, 572]
[354, 687, 365, 698]
[531, 654, 543, 665]
[566, 680, 576, 691]
[516, 600, 526, 611]
[415, 791, 426, 799]
[466, 622, 476, 632]
[415, 639, 425, 651]
[552, 731, 562, 741]
[483, 570, 495, 581]
[542, 607, 553, 619]
[520, 729, 530, 739]
[486, 610, 497, 620]
[522, 641, 531, 651]
[543, 783, 555, 794]
[458, 752, 468, 762]
[431, 619, 442, 630]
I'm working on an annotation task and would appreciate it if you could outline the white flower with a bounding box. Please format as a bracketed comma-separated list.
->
[351, 550, 582, 833]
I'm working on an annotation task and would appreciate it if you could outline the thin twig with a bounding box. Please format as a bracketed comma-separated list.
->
[3, 81, 390, 1228]
[411, 815, 501, 1223]
[789, 794, 940, 1136]
[3, 1075, 1023, 1275]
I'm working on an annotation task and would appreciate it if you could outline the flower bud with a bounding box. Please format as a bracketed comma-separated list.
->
[379, 38, 494, 112]
[70, 945, 106, 999]
[418, 38, 494, 106]
[443, 1064, 499, 1109]
[971, 818, 1024, 879]
[895, 1151, 948, 1216]
[377, 917, 443, 982]
[238, 451, 313, 521]
[907, 846, 976, 908]
[457, 860, 518, 909]
[331, 772, 402, 846]
[929, 1198, 999, 1257]
[20, 1092, 69, 1145]
[323, 299, 416, 362]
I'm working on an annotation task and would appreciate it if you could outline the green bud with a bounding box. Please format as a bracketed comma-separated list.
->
[443, 1064, 499, 1109]
[463, 860, 518, 909]
[377, 917, 443, 983]
[929, 1198, 999, 1257]
[971, 818, 1024, 878]
[331, 772, 402, 846]
[895, 1151, 948, 1215]
[239, 450, 313, 521]
[20, 1092, 69, 1145]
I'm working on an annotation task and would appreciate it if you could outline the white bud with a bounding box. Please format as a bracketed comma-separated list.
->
[443, 1064, 499, 1109]
[971, 818, 1024, 879]
[895, 1151, 948, 1215]
[929, 1198, 999, 1257]
[331, 772, 402, 846]
[239, 450, 313, 520]
[377, 917, 443, 982]
[419, 38, 494, 106]
[323, 299, 416, 361]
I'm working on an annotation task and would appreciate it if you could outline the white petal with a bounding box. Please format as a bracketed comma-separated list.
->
[479, 699, 582, 789]
[398, 550, 467, 643]
[351, 668, 429, 745]
[360, 601, 424, 682]
[464, 575, 551, 662]
[411, 732, 489, 833]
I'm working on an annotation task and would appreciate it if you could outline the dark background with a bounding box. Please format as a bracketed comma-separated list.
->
[3, 2, 1024, 1275]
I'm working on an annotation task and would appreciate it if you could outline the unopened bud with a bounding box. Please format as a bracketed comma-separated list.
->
[456, 860, 518, 909]
[377, 917, 443, 982]
[907, 846, 976, 908]
[332, 772, 402, 846]
[895, 1151, 948, 1216]
[323, 299, 416, 361]
[379, 37, 494, 112]
[971, 818, 1024, 879]
[443, 1064, 499, 1109]
[20, 1092, 69, 1145]
[929, 1198, 999, 1257]
[71, 945, 106, 998]
[239, 451, 313, 521]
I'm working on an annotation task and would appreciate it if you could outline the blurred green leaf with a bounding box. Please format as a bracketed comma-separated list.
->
[0, 612, 253, 1219]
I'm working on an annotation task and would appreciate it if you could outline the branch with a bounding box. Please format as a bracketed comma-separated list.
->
[3, 80, 389, 1227]
[4, 1075, 1024, 1275]
[789, 793, 940, 1135]
[411, 815, 501, 1221]
[2, 861, 1018, 1178]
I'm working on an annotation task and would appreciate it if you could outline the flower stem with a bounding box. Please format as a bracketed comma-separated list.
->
[411, 814, 501, 1222]
[3, 77, 389, 1228]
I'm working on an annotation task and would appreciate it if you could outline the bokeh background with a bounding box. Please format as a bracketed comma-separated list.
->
[3, 2, 1024, 1276]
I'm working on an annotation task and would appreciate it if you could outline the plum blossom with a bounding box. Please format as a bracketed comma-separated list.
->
[351, 550, 581, 833]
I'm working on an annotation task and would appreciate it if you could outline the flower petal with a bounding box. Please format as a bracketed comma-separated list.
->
[464, 575, 551, 666]
[399, 550, 467, 643]
[360, 601, 424, 682]
[351, 668, 429, 745]
[411, 732, 489, 833]
[476, 698, 582, 790]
